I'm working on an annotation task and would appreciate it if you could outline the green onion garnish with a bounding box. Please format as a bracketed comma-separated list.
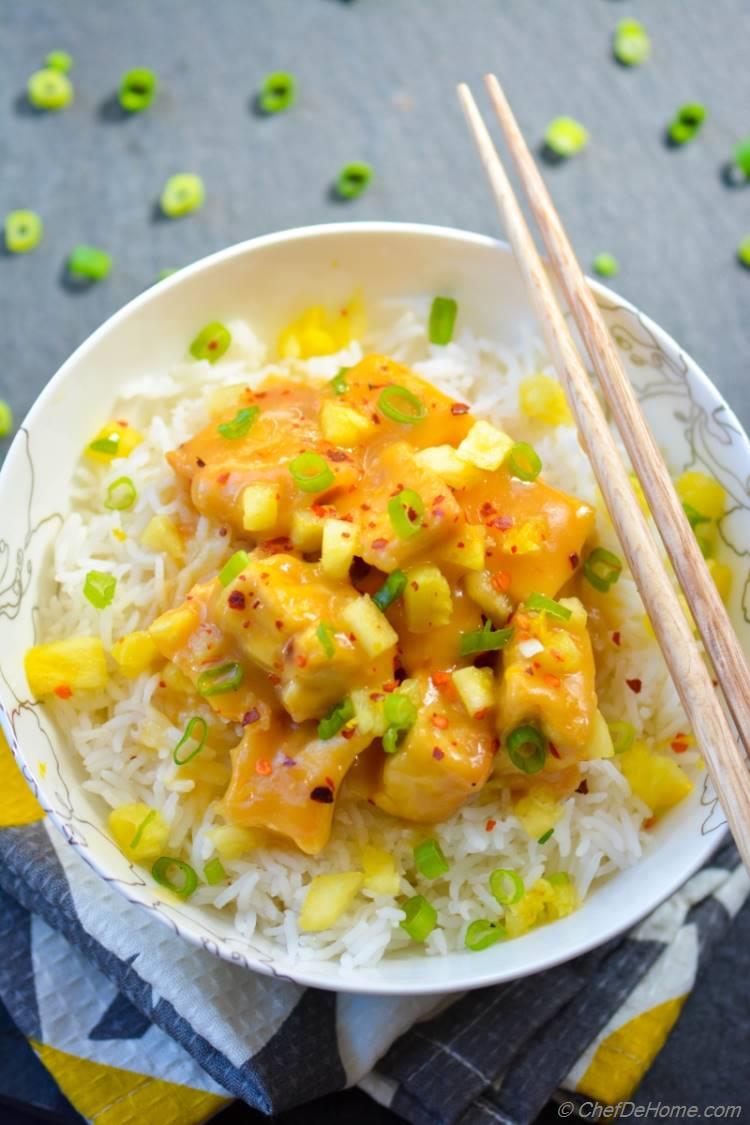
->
[330, 368, 349, 396]
[46, 50, 73, 73]
[608, 720, 635, 755]
[160, 173, 205, 218]
[388, 489, 425, 540]
[259, 71, 296, 114]
[382, 692, 418, 753]
[537, 828, 555, 845]
[428, 297, 458, 346]
[129, 809, 157, 850]
[544, 116, 589, 158]
[682, 502, 711, 529]
[0, 401, 13, 439]
[204, 857, 226, 885]
[378, 384, 428, 424]
[613, 18, 651, 67]
[459, 621, 513, 657]
[89, 435, 120, 456]
[68, 246, 112, 282]
[583, 547, 623, 592]
[525, 593, 572, 621]
[317, 697, 355, 740]
[84, 570, 116, 610]
[190, 322, 232, 364]
[738, 235, 750, 270]
[465, 919, 505, 952]
[289, 452, 335, 494]
[489, 868, 525, 906]
[196, 662, 244, 696]
[668, 104, 707, 146]
[413, 839, 449, 879]
[172, 716, 209, 765]
[104, 476, 137, 511]
[28, 68, 73, 110]
[219, 550, 250, 587]
[593, 252, 619, 279]
[336, 162, 373, 200]
[399, 895, 437, 942]
[507, 441, 542, 482]
[506, 724, 547, 774]
[119, 67, 158, 112]
[4, 210, 43, 254]
[373, 569, 407, 612]
[151, 856, 198, 899]
[734, 139, 750, 178]
[316, 622, 336, 660]
[217, 406, 259, 439]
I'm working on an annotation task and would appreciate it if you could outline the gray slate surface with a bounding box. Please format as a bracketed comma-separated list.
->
[1, 0, 748, 1116]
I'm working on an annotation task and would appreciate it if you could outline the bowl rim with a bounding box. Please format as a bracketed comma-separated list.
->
[0, 220, 737, 994]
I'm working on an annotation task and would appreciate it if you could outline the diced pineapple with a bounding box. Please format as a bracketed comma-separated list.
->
[109, 803, 169, 862]
[342, 594, 398, 657]
[141, 515, 184, 562]
[208, 824, 268, 860]
[499, 519, 544, 556]
[149, 603, 200, 658]
[25, 636, 108, 698]
[208, 384, 246, 419]
[350, 688, 387, 737]
[178, 759, 231, 787]
[513, 786, 562, 839]
[319, 401, 374, 446]
[86, 419, 144, 464]
[582, 710, 615, 760]
[619, 741, 693, 816]
[452, 666, 495, 717]
[278, 296, 364, 360]
[457, 420, 514, 472]
[403, 564, 453, 632]
[675, 470, 725, 521]
[299, 871, 364, 932]
[707, 558, 732, 603]
[361, 845, 400, 895]
[519, 374, 572, 427]
[241, 483, 278, 532]
[556, 597, 587, 629]
[504, 875, 577, 938]
[463, 570, 512, 624]
[321, 518, 360, 580]
[413, 445, 481, 488]
[161, 660, 195, 694]
[111, 630, 158, 677]
[290, 508, 325, 553]
[438, 524, 486, 571]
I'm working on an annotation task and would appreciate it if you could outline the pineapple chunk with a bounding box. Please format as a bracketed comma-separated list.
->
[290, 508, 324, 553]
[208, 384, 246, 419]
[241, 483, 278, 533]
[463, 570, 512, 625]
[675, 470, 725, 521]
[452, 666, 495, 717]
[341, 594, 398, 658]
[299, 871, 364, 932]
[513, 786, 562, 839]
[499, 519, 544, 556]
[438, 523, 486, 571]
[319, 401, 374, 446]
[161, 661, 195, 694]
[208, 824, 268, 860]
[321, 518, 360, 580]
[619, 742, 693, 816]
[361, 845, 400, 895]
[556, 596, 587, 629]
[111, 630, 158, 677]
[86, 419, 144, 464]
[278, 296, 364, 360]
[109, 803, 169, 862]
[505, 875, 577, 938]
[413, 445, 481, 488]
[519, 374, 572, 427]
[350, 688, 387, 737]
[403, 564, 453, 632]
[149, 603, 200, 658]
[457, 420, 514, 472]
[25, 636, 108, 698]
[581, 709, 615, 760]
[707, 558, 732, 603]
[141, 515, 184, 562]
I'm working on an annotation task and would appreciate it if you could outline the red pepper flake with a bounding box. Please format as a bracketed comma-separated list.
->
[451, 402, 470, 415]
[480, 501, 496, 518]
[612, 631, 621, 647]
[434, 494, 446, 504]
[671, 738, 689, 754]
[217, 471, 229, 485]
[543, 673, 561, 689]
[490, 515, 514, 531]
[371, 537, 389, 550]
[485, 818, 496, 832]
[256, 758, 272, 776]
[282, 756, 296, 767]
[275, 620, 283, 631]
[53, 684, 72, 700]
[268, 673, 281, 686]
[491, 571, 511, 592]
[431, 713, 449, 730]
[242, 708, 260, 726]
[569, 552, 579, 569]
[196, 457, 206, 468]
[117, 419, 129, 427]
[310, 785, 334, 803]
[295, 654, 308, 668]
[219, 527, 228, 537]
[548, 742, 561, 759]
[326, 449, 350, 463]
[626, 678, 642, 694]
[576, 779, 589, 794]
[341, 727, 355, 740]
[382, 680, 399, 693]
[432, 746, 444, 760]
[158, 680, 166, 688]
[432, 671, 451, 686]
[644, 815, 656, 830]
[510, 545, 518, 555]
[324, 776, 336, 791]
[474, 707, 489, 720]
[228, 590, 246, 611]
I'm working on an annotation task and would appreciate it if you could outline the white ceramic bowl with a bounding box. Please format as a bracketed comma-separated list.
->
[1, 223, 746, 995]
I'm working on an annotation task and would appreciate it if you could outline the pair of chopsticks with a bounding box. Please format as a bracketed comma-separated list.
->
[458, 76, 750, 870]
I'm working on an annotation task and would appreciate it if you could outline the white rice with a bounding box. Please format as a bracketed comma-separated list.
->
[37, 301, 693, 967]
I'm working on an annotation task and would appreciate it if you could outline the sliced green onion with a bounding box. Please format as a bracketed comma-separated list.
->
[465, 919, 505, 951]
[190, 322, 232, 364]
[738, 235, 750, 270]
[544, 116, 588, 158]
[0, 401, 13, 439]
[219, 550, 250, 587]
[459, 621, 513, 657]
[382, 726, 402, 754]
[317, 697, 355, 740]
[161, 173, 205, 218]
[583, 547, 623, 592]
[28, 68, 73, 110]
[489, 868, 525, 906]
[119, 67, 158, 112]
[413, 839, 449, 879]
[506, 724, 547, 774]
[4, 210, 43, 254]
[173, 716, 209, 766]
[537, 828, 555, 845]
[330, 368, 349, 395]
[259, 71, 296, 114]
[217, 407, 260, 441]
[593, 252, 619, 278]
[507, 441, 542, 482]
[83, 570, 116, 610]
[89, 435, 120, 456]
[46, 50, 73, 73]
[613, 18, 651, 67]
[104, 476, 137, 511]
[378, 384, 427, 424]
[388, 489, 425, 540]
[399, 894, 437, 941]
[204, 857, 226, 885]
[682, 502, 711, 529]
[336, 162, 373, 200]
[151, 856, 198, 899]
[130, 809, 156, 850]
[68, 245, 112, 281]
[384, 692, 417, 731]
[373, 569, 407, 612]
[429, 297, 458, 346]
[289, 452, 335, 494]
[734, 138, 750, 178]
[316, 622, 336, 660]
[608, 720, 635, 755]
[525, 593, 572, 621]
[196, 662, 244, 696]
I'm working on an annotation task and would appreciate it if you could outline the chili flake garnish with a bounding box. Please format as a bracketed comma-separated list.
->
[612, 631, 621, 647]
[626, 678, 642, 694]
[491, 571, 511, 592]
[310, 785, 334, 803]
[256, 759, 272, 776]
[569, 552, 580, 569]
[432, 747, 445, 760]
[431, 714, 449, 730]
[54, 684, 72, 699]
[228, 590, 246, 610]
[485, 818, 496, 831]
[242, 708, 260, 725]
[450, 402, 470, 415]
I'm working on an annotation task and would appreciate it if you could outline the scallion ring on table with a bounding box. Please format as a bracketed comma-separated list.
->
[4, 210, 43, 254]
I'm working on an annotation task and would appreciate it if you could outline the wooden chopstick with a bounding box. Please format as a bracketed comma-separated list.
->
[457, 82, 750, 870]
[483, 72, 750, 762]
